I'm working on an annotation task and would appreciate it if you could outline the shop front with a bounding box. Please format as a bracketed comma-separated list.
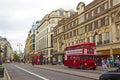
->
[52, 53, 64, 65]
[96, 48, 120, 66]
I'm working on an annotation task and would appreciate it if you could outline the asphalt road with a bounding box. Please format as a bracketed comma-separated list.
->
[5, 63, 93, 80]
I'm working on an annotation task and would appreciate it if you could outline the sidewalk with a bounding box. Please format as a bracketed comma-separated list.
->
[0, 65, 11, 80]
[34, 64, 99, 80]
[3, 63, 118, 80]
[96, 66, 117, 71]
[33, 64, 118, 80]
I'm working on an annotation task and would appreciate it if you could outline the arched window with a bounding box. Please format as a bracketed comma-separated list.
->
[118, 12, 120, 20]
[50, 20, 55, 24]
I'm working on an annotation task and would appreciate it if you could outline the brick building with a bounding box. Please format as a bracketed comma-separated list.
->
[53, 0, 120, 63]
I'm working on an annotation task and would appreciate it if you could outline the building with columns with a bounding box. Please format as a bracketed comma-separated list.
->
[35, 8, 75, 63]
[25, 21, 39, 61]
[0, 36, 13, 60]
[53, 0, 120, 63]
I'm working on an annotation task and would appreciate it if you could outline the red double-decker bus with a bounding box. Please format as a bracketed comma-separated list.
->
[33, 52, 43, 65]
[64, 42, 97, 69]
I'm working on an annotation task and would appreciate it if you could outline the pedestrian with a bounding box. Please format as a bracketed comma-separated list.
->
[23, 60, 25, 64]
[114, 57, 120, 67]
[32, 58, 34, 66]
[101, 58, 107, 69]
[18, 59, 21, 64]
[58, 59, 61, 65]
[109, 58, 114, 67]
[106, 58, 110, 68]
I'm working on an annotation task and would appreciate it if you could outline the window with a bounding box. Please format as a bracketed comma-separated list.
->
[99, 34, 102, 44]
[86, 14, 89, 19]
[87, 37, 90, 42]
[68, 33, 70, 38]
[98, 20, 101, 27]
[58, 27, 62, 33]
[59, 11, 64, 16]
[106, 32, 110, 43]
[91, 11, 94, 17]
[50, 27, 54, 32]
[51, 34, 53, 47]
[117, 25, 120, 38]
[32, 34, 35, 38]
[97, 7, 100, 13]
[68, 24, 70, 29]
[117, 28, 120, 38]
[93, 36, 95, 44]
[64, 34, 67, 39]
[70, 12, 73, 16]
[105, 16, 109, 25]
[74, 30, 76, 36]
[33, 39, 35, 43]
[32, 44, 35, 50]
[65, 26, 67, 30]
[51, 20, 55, 24]
[104, 3, 108, 10]
[86, 25, 89, 32]
[92, 22, 95, 30]
[72, 31, 73, 37]
[72, 22, 74, 27]
[75, 20, 78, 25]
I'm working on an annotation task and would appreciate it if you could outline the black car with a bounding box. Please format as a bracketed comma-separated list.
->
[99, 67, 120, 80]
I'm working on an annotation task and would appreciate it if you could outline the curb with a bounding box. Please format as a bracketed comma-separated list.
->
[34, 65, 99, 80]
[4, 66, 11, 80]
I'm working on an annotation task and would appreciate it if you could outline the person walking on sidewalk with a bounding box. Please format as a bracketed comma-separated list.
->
[32, 58, 34, 66]
[114, 57, 120, 67]
[106, 58, 110, 68]
[101, 58, 107, 69]
[58, 59, 61, 65]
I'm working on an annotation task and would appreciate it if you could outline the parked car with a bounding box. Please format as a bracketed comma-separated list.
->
[99, 67, 120, 80]
[6, 59, 10, 63]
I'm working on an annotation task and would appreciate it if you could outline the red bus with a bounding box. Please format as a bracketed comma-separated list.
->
[33, 52, 43, 65]
[64, 42, 97, 69]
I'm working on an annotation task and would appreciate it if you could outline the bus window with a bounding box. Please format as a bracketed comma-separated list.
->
[77, 56, 80, 60]
[73, 56, 75, 60]
[67, 56, 70, 60]
[70, 56, 72, 60]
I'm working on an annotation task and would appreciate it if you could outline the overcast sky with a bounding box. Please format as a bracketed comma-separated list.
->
[0, 0, 93, 51]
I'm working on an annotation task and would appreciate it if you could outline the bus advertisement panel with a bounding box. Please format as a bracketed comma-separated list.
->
[64, 42, 97, 69]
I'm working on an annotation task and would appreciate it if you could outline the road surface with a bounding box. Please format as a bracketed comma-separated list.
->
[5, 63, 93, 80]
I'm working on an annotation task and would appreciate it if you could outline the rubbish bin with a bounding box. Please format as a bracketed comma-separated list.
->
[0, 65, 4, 77]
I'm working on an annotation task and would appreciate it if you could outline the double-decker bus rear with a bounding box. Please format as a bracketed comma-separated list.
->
[64, 42, 97, 69]
[34, 52, 43, 65]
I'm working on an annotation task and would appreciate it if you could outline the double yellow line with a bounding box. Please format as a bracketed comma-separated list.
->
[4, 66, 11, 80]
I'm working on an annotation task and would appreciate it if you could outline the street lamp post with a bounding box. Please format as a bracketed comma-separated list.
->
[17, 43, 22, 58]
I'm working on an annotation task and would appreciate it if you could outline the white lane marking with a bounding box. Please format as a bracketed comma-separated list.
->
[15, 65, 49, 80]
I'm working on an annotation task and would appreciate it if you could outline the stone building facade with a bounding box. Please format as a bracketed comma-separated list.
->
[54, 0, 120, 62]
[25, 21, 39, 61]
[0, 36, 13, 60]
[35, 8, 75, 63]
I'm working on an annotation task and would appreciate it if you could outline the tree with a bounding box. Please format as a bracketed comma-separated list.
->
[14, 54, 20, 62]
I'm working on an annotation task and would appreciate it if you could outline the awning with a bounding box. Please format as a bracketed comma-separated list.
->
[96, 48, 120, 56]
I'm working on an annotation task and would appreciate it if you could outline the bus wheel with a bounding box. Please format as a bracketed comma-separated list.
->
[68, 63, 71, 68]
[92, 68, 96, 70]
[80, 64, 85, 69]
